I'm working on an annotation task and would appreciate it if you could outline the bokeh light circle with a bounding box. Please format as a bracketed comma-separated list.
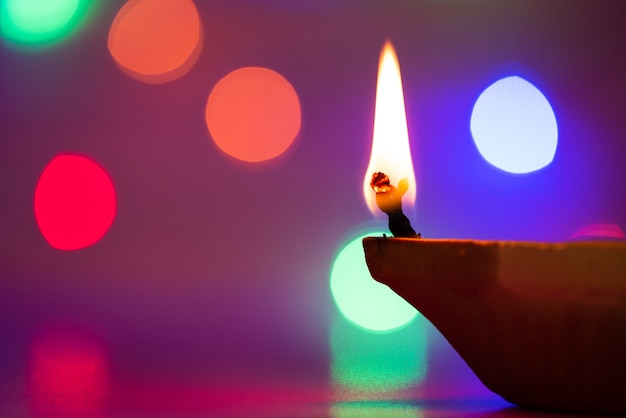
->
[470, 75, 558, 174]
[330, 233, 418, 332]
[205, 67, 301, 163]
[108, 0, 202, 83]
[571, 224, 625, 240]
[0, 0, 84, 46]
[34, 154, 116, 250]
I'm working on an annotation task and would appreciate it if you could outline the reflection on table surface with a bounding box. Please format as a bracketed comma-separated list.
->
[0, 278, 614, 418]
[0, 382, 610, 418]
[0, 317, 608, 418]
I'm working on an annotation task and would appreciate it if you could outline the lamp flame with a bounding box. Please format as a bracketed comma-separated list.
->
[363, 41, 416, 216]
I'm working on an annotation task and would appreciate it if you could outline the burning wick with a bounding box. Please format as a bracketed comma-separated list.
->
[370, 172, 420, 238]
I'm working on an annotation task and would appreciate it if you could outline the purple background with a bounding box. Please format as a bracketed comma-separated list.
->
[1, 0, 625, 414]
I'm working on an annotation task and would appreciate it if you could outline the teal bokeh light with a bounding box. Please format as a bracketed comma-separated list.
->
[330, 232, 418, 332]
[330, 315, 427, 395]
[1, 0, 89, 48]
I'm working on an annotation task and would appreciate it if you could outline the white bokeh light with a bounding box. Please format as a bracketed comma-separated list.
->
[470, 76, 558, 174]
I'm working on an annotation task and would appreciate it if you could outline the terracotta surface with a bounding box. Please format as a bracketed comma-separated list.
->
[363, 237, 626, 415]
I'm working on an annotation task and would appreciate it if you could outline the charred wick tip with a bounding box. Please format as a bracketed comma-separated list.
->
[371, 171, 421, 238]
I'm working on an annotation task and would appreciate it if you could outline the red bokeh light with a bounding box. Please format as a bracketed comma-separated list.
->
[34, 154, 116, 250]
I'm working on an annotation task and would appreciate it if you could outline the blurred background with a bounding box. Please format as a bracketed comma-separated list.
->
[1, 0, 625, 416]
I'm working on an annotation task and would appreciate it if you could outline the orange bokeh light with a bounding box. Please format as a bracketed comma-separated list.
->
[205, 67, 301, 163]
[34, 154, 116, 251]
[107, 0, 202, 84]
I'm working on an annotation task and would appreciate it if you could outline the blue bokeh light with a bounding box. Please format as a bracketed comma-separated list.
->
[470, 76, 558, 174]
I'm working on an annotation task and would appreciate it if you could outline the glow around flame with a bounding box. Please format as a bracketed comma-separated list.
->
[363, 41, 416, 216]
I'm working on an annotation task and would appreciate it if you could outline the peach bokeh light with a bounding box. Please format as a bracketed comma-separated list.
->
[107, 0, 202, 84]
[205, 67, 301, 163]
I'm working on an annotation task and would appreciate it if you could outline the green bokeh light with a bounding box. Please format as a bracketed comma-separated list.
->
[1, 0, 87, 47]
[330, 232, 418, 332]
[330, 315, 427, 395]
